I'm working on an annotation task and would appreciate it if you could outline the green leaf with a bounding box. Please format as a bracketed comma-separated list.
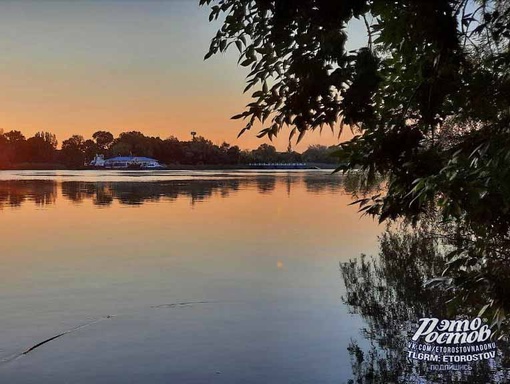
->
[240, 59, 253, 67]
[235, 40, 243, 53]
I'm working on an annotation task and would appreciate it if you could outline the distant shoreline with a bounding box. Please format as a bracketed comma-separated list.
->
[0, 163, 337, 171]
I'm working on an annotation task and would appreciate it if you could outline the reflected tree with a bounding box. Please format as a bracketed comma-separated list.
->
[0, 181, 57, 209]
[304, 173, 344, 194]
[341, 171, 384, 199]
[341, 227, 510, 383]
[256, 176, 276, 194]
[0, 174, 348, 208]
[62, 182, 90, 203]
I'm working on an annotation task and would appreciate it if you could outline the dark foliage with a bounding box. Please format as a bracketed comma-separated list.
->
[202, 0, 510, 324]
[0, 129, 338, 168]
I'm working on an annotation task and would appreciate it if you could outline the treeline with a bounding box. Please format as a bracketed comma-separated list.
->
[0, 130, 338, 168]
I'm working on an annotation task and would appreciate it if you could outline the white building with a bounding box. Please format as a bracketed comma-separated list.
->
[103, 156, 163, 169]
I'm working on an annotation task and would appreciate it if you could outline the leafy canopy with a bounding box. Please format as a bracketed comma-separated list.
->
[201, 0, 510, 230]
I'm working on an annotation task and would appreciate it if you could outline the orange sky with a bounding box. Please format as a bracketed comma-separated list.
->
[0, 1, 363, 151]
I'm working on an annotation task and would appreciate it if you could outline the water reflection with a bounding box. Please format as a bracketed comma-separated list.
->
[304, 173, 347, 194]
[0, 180, 57, 209]
[256, 176, 276, 194]
[0, 174, 344, 208]
[341, 228, 510, 383]
[0, 170, 382, 384]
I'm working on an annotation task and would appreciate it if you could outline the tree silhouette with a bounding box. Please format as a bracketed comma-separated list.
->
[92, 131, 114, 152]
[341, 228, 510, 383]
[202, 0, 510, 323]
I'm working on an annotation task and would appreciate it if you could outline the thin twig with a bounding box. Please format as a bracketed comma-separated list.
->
[362, 14, 373, 50]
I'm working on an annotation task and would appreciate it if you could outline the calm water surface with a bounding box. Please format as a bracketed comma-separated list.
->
[0, 170, 381, 383]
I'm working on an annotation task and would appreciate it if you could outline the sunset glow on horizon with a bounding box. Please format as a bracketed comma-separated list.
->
[0, 0, 359, 151]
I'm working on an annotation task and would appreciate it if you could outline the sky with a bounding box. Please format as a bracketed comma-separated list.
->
[0, 0, 365, 151]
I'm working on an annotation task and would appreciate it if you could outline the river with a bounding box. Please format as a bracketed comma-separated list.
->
[0, 169, 380, 383]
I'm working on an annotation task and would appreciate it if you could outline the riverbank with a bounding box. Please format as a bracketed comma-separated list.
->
[0, 163, 338, 171]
